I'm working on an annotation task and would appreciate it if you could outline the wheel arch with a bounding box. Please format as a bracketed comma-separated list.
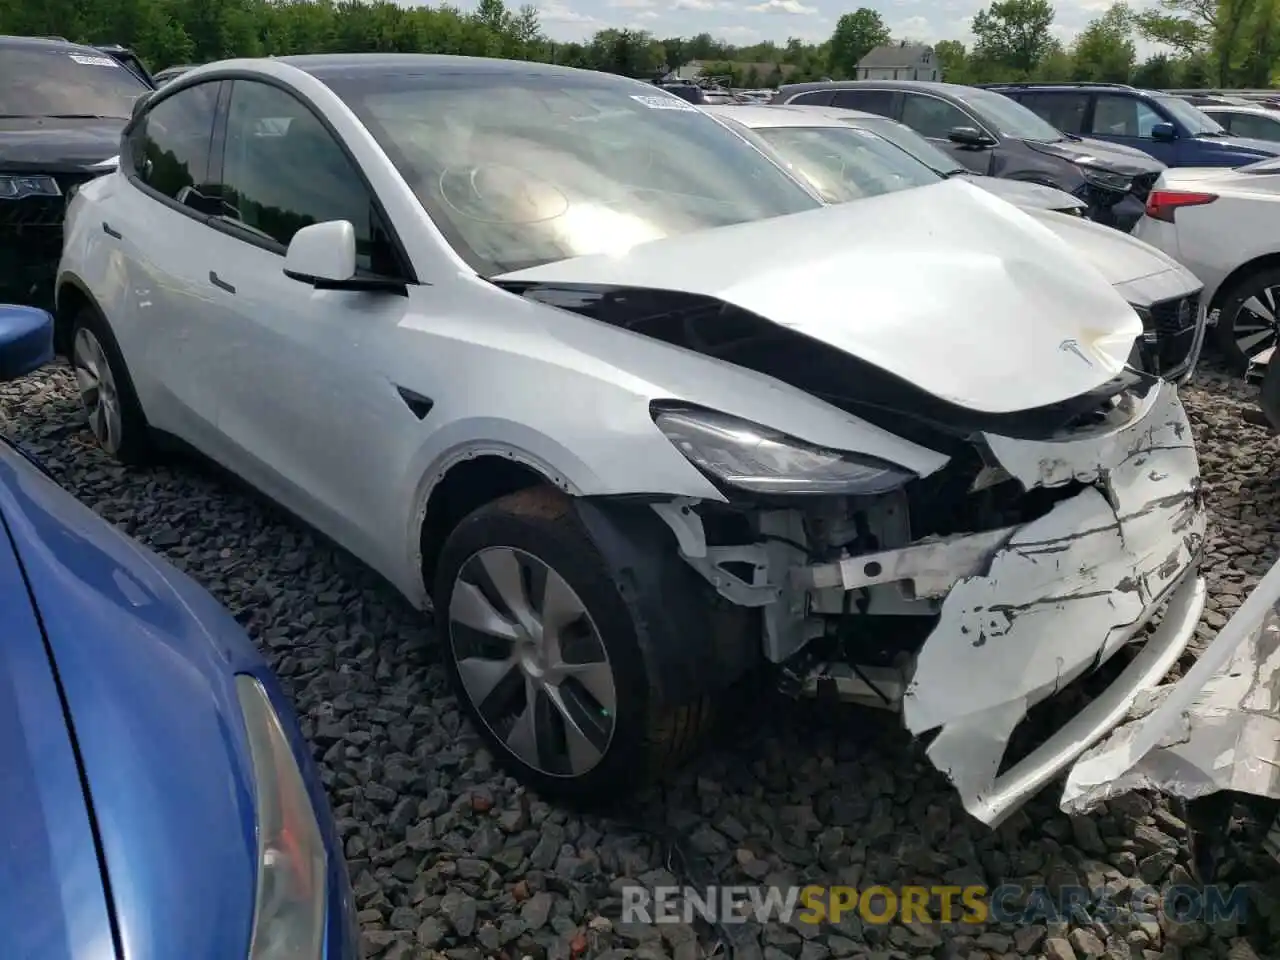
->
[1208, 252, 1280, 314]
[53, 272, 104, 356]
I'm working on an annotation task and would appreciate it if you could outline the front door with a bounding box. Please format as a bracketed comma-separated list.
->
[899, 92, 994, 174]
[1088, 93, 1177, 164]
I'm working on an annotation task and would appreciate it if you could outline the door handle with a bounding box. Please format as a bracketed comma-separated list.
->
[102, 222, 121, 239]
[209, 271, 236, 294]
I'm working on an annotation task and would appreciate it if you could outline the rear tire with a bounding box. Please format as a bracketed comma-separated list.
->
[1211, 267, 1280, 372]
[68, 306, 152, 464]
[433, 487, 719, 805]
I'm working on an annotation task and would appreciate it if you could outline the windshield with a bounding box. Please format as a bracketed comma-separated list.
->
[750, 125, 942, 203]
[841, 115, 966, 175]
[955, 87, 1064, 142]
[1152, 95, 1225, 136]
[0, 47, 148, 119]
[326, 72, 818, 274]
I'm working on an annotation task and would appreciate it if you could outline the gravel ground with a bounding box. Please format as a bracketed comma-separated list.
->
[3, 360, 1280, 960]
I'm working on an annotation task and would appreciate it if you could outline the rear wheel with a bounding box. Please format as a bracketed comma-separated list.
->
[1211, 267, 1280, 372]
[433, 487, 718, 804]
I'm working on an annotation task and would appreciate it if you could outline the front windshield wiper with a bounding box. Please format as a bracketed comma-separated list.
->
[942, 168, 970, 178]
[1195, 130, 1228, 138]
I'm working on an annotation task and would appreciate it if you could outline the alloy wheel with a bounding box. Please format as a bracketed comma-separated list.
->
[1232, 286, 1280, 360]
[447, 546, 617, 777]
[72, 327, 123, 455]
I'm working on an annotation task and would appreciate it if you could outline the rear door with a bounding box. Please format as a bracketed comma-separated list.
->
[1088, 93, 1177, 164]
[899, 91, 995, 174]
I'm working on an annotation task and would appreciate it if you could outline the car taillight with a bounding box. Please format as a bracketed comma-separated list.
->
[1145, 189, 1217, 223]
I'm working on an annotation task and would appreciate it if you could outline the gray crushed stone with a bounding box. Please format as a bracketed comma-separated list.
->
[2, 359, 1279, 960]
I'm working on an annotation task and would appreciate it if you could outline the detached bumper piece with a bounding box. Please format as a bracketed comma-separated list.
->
[1133, 293, 1206, 383]
[794, 381, 1206, 827]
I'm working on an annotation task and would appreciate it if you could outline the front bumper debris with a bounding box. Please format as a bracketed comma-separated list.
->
[1063, 553, 1280, 813]
[795, 380, 1207, 826]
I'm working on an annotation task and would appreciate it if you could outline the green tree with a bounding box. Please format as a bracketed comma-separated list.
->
[1071, 3, 1136, 81]
[826, 8, 890, 78]
[971, 0, 1057, 78]
[933, 38, 967, 81]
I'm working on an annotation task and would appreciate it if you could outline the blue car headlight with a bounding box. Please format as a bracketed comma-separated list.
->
[653, 407, 916, 495]
[0, 174, 61, 200]
[1078, 164, 1133, 193]
[236, 675, 327, 959]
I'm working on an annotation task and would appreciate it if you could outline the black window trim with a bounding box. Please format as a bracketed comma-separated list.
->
[900, 90, 994, 141]
[122, 69, 419, 285]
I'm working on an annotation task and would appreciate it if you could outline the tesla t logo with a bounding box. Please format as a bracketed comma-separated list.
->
[1060, 339, 1093, 366]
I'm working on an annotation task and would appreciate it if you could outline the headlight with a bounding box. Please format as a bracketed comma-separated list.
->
[236, 675, 327, 960]
[1078, 165, 1133, 193]
[0, 174, 61, 200]
[653, 407, 916, 495]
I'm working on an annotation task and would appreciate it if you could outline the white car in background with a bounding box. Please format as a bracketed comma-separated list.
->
[1133, 158, 1280, 370]
[705, 103, 1207, 382]
[1199, 103, 1280, 143]
[58, 54, 1207, 826]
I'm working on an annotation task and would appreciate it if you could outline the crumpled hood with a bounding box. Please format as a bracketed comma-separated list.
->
[498, 178, 1143, 415]
[1021, 207, 1189, 285]
[967, 175, 1086, 213]
[1027, 136, 1164, 175]
[0, 118, 123, 173]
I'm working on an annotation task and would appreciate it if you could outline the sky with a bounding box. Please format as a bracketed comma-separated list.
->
[464, 0, 1168, 59]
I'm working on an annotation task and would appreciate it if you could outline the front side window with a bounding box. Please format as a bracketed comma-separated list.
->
[0, 46, 148, 119]
[323, 71, 820, 275]
[900, 94, 973, 139]
[217, 80, 393, 273]
[127, 81, 219, 203]
[1092, 95, 1163, 138]
[751, 125, 942, 204]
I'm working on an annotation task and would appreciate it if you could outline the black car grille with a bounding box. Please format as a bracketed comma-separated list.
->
[1135, 293, 1201, 378]
[1131, 172, 1158, 202]
[0, 172, 100, 307]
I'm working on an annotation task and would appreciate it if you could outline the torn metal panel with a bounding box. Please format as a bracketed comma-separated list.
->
[900, 380, 1206, 826]
[1063, 555, 1280, 812]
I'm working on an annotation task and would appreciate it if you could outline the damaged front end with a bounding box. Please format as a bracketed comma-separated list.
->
[1063, 552, 1280, 875]
[649, 377, 1207, 828]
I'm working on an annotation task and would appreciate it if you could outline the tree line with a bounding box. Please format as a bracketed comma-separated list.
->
[0, 0, 1273, 90]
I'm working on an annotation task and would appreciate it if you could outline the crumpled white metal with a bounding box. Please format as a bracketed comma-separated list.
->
[1064, 552, 1280, 812]
[903, 381, 1208, 826]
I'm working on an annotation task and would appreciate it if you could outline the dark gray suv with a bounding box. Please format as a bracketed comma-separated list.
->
[772, 80, 1165, 231]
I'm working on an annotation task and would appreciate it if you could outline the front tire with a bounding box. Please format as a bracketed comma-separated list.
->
[68, 307, 152, 464]
[433, 487, 717, 805]
[1211, 267, 1280, 372]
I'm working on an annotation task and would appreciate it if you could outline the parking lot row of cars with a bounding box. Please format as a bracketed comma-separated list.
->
[4, 32, 1280, 955]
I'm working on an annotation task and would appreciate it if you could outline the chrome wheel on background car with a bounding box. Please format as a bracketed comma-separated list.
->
[1214, 271, 1280, 371]
[72, 326, 123, 455]
[448, 545, 617, 777]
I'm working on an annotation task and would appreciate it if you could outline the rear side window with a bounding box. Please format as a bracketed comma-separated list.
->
[787, 90, 835, 106]
[0, 45, 148, 119]
[830, 89, 895, 117]
[900, 94, 973, 138]
[126, 81, 220, 203]
[1227, 112, 1280, 140]
[1021, 92, 1089, 134]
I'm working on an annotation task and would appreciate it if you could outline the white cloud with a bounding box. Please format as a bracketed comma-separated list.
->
[746, 0, 817, 12]
[537, 1, 596, 22]
[606, 0, 654, 7]
[672, 0, 726, 9]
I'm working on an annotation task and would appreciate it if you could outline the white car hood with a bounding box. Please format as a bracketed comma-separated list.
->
[968, 176, 1086, 213]
[498, 179, 1143, 415]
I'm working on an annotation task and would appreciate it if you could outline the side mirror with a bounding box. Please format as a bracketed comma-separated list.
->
[947, 125, 996, 147]
[282, 221, 404, 294]
[1150, 122, 1177, 141]
[0, 306, 54, 382]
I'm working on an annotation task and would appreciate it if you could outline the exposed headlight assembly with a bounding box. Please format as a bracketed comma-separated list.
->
[236, 674, 327, 959]
[1078, 164, 1133, 193]
[654, 407, 916, 495]
[0, 174, 61, 200]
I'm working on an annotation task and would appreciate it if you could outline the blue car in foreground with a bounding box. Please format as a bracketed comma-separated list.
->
[0, 305, 357, 959]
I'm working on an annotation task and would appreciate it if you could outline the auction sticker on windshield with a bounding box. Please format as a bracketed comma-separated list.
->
[631, 95, 697, 111]
[68, 54, 120, 67]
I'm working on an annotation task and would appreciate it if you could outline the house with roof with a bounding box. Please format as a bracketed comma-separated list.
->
[855, 42, 940, 82]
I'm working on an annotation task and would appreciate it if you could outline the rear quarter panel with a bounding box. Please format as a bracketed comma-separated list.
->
[1171, 190, 1280, 304]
